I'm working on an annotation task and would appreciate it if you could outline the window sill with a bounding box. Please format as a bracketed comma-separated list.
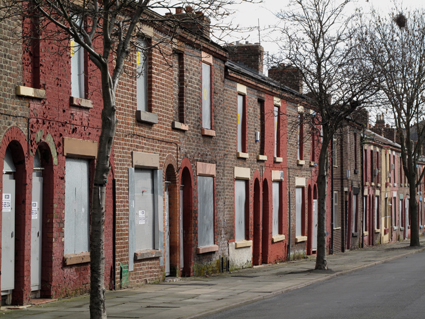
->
[257, 154, 267, 161]
[202, 128, 216, 137]
[363, 231, 369, 236]
[365, 182, 369, 186]
[134, 249, 162, 261]
[375, 229, 381, 233]
[237, 152, 249, 159]
[172, 121, 189, 131]
[16, 85, 46, 99]
[400, 227, 404, 231]
[393, 226, 398, 231]
[235, 240, 252, 249]
[310, 161, 316, 167]
[136, 110, 158, 124]
[272, 234, 285, 243]
[295, 236, 307, 243]
[197, 245, 219, 254]
[394, 183, 397, 187]
[274, 157, 283, 163]
[371, 182, 375, 186]
[352, 232, 358, 237]
[70, 96, 93, 108]
[297, 160, 305, 166]
[377, 183, 381, 187]
[333, 227, 341, 230]
[63, 252, 90, 266]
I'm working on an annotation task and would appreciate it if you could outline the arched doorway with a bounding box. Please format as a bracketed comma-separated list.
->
[252, 179, 261, 265]
[1, 142, 27, 305]
[181, 166, 193, 276]
[261, 179, 269, 264]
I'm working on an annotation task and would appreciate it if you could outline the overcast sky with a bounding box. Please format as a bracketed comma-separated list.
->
[220, 0, 425, 61]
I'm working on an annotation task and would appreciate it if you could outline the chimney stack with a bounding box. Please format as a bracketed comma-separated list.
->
[225, 42, 264, 73]
[268, 63, 303, 93]
[172, 7, 211, 39]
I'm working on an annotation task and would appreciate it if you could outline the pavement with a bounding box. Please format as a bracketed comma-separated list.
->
[2, 237, 425, 319]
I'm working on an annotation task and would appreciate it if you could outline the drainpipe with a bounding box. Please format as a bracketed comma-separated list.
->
[287, 168, 291, 261]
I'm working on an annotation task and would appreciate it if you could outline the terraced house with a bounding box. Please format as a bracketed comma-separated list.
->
[2, 4, 425, 308]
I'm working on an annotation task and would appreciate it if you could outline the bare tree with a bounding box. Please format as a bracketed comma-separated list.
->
[274, 0, 376, 270]
[359, 8, 425, 247]
[0, 0, 258, 317]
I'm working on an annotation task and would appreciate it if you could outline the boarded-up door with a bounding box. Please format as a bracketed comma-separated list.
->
[2, 174, 15, 293]
[31, 171, 43, 291]
[135, 169, 155, 250]
[313, 199, 318, 251]
[165, 184, 170, 276]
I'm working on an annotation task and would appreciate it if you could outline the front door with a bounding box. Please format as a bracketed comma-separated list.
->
[165, 184, 170, 276]
[1, 174, 15, 295]
[31, 172, 43, 291]
[312, 199, 318, 252]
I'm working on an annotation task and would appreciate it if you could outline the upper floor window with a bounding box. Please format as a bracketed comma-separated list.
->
[237, 94, 246, 153]
[202, 61, 212, 129]
[297, 114, 304, 160]
[274, 106, 279, 157]
[70, 37, 85, 98]
[137, 38, 148, 112]
[70, 16, 85, 99]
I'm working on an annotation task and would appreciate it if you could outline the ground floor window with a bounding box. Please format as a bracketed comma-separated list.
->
[198, 176, 214, 247]
[64, 158, 89, 254]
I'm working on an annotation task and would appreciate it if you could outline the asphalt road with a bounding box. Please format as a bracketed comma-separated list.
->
[201, 250, 425, 319]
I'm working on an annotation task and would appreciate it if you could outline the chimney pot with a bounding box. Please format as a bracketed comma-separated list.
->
[185, 6, 193, 13]
[176, 7, 183, 14]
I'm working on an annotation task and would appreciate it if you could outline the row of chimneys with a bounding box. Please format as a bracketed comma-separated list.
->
[166, 8, 303, 92]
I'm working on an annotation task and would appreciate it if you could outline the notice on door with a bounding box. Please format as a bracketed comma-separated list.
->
[32, 202, 38, 219]
[2, 193, 11, 212]
[138, 210, 146, 225]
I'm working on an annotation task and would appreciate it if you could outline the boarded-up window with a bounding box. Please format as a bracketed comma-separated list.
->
[352, 194, 357, 232]
[135, 169, 155, 250]
[296, 187, 303, 236]
[235, 180, 247, 241]
[70, 38, 84, 98]
[375, 197, 379, 229]
[274, 106, 278, 157]
[237, 95, 244, 152]
[333, 191, 339, 228]
[202, 62, 211, 129]
[272, 182, 280, 235]
[198, 176, 214, 247]
[137, 39, 148, 112]
[64, 158, 89, 254]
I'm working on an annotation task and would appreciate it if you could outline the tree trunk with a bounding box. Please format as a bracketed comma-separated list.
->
[315, 143, 329, 270]
[90, 66, 117, 319]
[409, 182, 420, 247]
